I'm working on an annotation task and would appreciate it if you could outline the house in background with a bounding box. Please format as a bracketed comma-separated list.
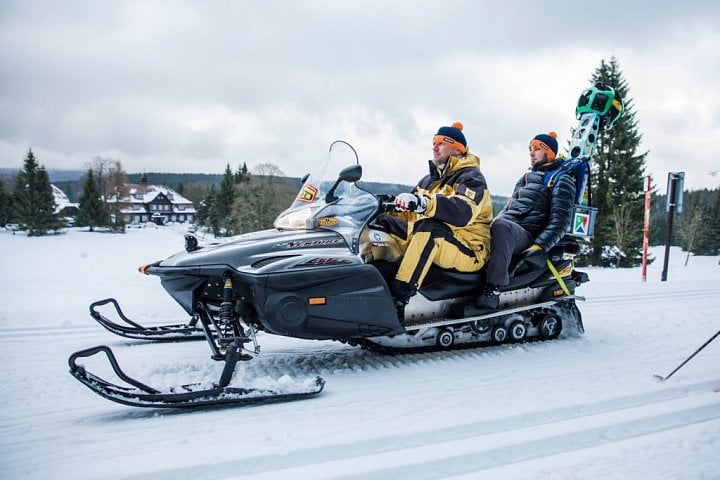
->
[52, 184, 79, 224]
[109, 178, 195, 225]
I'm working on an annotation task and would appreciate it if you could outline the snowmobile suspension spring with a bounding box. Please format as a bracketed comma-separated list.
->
[217, 274, 243, 346]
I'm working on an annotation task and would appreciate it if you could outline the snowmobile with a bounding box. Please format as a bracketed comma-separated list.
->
[69, 85, 623, 408]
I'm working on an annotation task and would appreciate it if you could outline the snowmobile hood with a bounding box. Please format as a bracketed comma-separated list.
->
[156, 228, 351, 272]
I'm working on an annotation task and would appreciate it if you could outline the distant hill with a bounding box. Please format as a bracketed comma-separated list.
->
[47, 170, 86, 182]
[127, 172, 224, 189]
[3, 167, 507, 212]
[0, 168, 86, 182]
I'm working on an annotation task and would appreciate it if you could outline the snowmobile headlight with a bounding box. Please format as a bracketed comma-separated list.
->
[274, 207, 313, 230]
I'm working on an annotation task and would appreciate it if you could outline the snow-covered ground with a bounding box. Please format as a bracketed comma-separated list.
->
[1, 226, 719, 479]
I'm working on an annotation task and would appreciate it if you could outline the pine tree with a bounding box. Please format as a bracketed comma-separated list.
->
[77, 168, 109, 231]
[682, 189, 720, 256]
[37, 167, 63, 231]
[11, 149, 60, 236]
[196, 186, 221, 236]
[0, 178, 10, 226]
[235, 162, 251, 183]
[588, 57, 648, 266]
[232, 163, 296, 234]
[215, 164, 236, 236]
[711, 189, 720, 253]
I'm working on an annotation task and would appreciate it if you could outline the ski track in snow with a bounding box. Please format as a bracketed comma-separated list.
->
[104, 377, 720, 480]
[1, 227, 719, 479]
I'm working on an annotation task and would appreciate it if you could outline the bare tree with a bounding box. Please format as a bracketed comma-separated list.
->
[181, 181, 210, 204]
[106, 160, 129, 198]
[253, 163, 284, 181]
[677, 207, 710, 266]
[609, 204, 640, 268]
[86, 156, 114, 200]
[85, 157, 129, 226]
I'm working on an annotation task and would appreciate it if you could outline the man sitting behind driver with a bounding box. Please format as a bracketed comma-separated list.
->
[476, 131, 576, 310]
[376, 122, 493, 319]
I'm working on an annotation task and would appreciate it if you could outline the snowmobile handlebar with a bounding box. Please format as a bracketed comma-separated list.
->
[377, 194, 397, 213]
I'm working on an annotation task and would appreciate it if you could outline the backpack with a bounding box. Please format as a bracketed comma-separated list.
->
[543, 158, 590, 205]
[543, 158, 596, 238]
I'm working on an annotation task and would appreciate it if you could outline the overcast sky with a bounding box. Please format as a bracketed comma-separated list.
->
[1, 0, 718, 196]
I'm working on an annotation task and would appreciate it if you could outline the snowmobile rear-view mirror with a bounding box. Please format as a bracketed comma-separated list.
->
[324, 164, 363, 204]
[184, 234, 199, 252]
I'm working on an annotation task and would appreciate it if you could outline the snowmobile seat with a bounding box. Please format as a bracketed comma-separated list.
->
[418, 265, 485, 301]
[371, 259, 484, 302]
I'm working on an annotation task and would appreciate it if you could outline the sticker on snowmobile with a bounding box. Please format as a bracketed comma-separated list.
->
[273, 238, 344, 249]
[317, 217, 337, 226]
[296, 184, 319, 203]
[573, 212, 590, 235]
[371, 232, 389, 247]
[298, 257, 353, 266]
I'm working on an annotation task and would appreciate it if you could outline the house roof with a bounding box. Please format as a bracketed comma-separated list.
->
[51, 184, 79, 214]
[111, 183, 194, 206]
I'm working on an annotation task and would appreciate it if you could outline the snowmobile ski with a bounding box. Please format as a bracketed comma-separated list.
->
[90, 298, 206, 342]
[68, 341, 325, 408]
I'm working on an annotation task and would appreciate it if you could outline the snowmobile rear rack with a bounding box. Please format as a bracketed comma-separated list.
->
[68, 340, 325, 408]
[90, 298, 206, 342]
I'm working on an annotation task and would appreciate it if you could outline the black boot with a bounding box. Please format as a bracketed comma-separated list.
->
[390, 279, 416, 323]
[476, 283, 499, 310]
[393, 298, 407, 323]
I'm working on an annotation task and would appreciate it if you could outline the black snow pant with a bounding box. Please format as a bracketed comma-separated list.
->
[485, 216, 534, 286]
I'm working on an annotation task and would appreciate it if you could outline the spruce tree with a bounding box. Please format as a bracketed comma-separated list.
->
[37, 167, 63, 231]
[588, 57, 648, 266]
[685, 189, 720, 256]
[235, 162, 251, 183]
[0, 178, 10, 226]
[232, 164, 296, 234]
[196, 187, 220, 236]
[77, 168, 109, 231]
[11, 149, 60, 236]
[711, 189, 720, 254]
[215, 164, 236, 236]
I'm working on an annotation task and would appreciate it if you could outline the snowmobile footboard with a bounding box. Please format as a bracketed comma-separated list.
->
[68, 341, 325, 408]
[89, 298, 206, 342]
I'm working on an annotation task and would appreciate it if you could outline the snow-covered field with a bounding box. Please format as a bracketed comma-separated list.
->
[1, 226, 719, 479]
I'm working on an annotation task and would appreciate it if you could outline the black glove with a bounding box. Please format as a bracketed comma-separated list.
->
[521, 244, 547, 269]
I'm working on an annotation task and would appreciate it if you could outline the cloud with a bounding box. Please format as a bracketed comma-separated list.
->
[1, 0, 719, 194]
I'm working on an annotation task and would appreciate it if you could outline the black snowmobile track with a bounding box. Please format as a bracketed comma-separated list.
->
[355, 299, 584, 355]
[68, 344, 325, 409]
[90, 298, 206, 342]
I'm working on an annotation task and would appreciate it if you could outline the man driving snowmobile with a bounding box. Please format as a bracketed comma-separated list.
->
[476, 131, 576, 310]
[374, 122, 493, 319]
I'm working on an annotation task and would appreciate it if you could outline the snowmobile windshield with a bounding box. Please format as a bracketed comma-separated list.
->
[274, 141, 376, 232]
